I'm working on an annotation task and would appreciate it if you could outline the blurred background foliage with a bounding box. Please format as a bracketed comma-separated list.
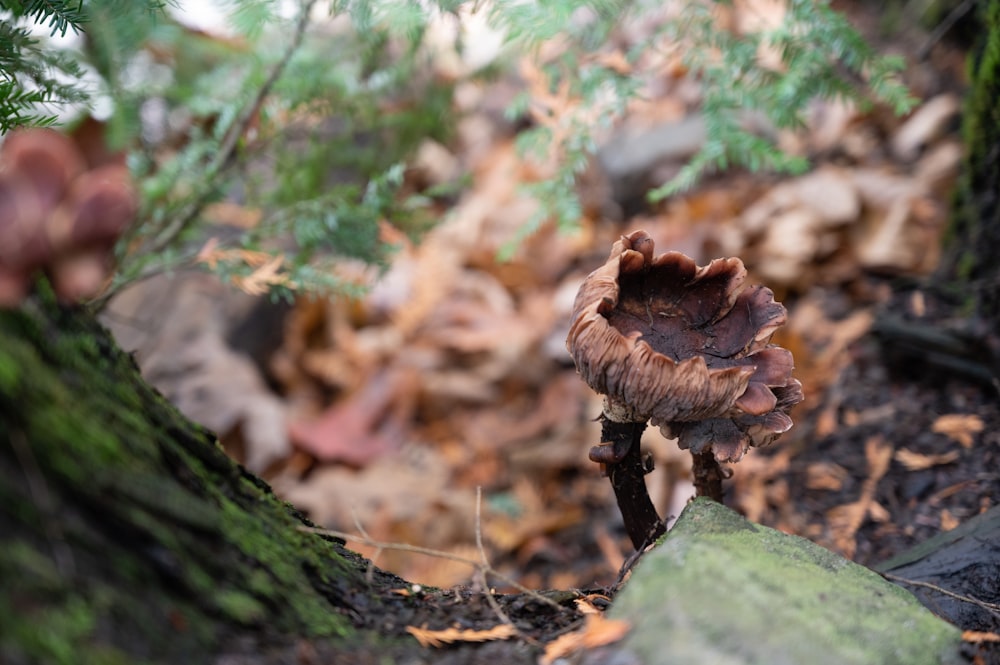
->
[1, 0, 914, 300]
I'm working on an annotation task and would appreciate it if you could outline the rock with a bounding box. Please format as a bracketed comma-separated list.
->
[876, 504, 1000, 634]
[606, 498, 962, 665]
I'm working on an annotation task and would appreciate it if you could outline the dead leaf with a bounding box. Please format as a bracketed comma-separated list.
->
[587, 50, 632, 75]
[540, 614, 631, 665]
[805, 461, 848, 491]
[940, 509, 959, 532]
[575, 595, 613, 615]
[931, 414, 984, 449]
[289, 367, 417, 465]
[962, 630, 1000, 644]
[894, 448, 960, 471]
[826, 436, 892, 558]
[483, 477, 586, 554]
[232, 253, 290, 296]
[891, 94, 960, 162]
[203, 201, 263, 228]
[102, 273, 291, 473]
[406, 623, 517, 648]
[868, 501, 890, 523]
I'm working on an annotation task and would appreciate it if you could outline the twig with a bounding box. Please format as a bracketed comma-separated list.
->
[102, 0, 319, 308]
[917, 0, 977, 60]
[613, 541, 649, 593]
[475, 486, 490, 569]
[881, 572, 1000, 618]
[148, 0, 318, 255]
[352, 506, 381, 585]
[472, 487, 523, 641]
[297, 525, 568, 613]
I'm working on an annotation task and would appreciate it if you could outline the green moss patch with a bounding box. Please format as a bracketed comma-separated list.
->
[0, 299, 360, 663]
[611, 498, 963, 665]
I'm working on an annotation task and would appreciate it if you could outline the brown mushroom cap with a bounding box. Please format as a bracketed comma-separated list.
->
[1, 128, 84, 209]
[0, 129, 136, 306]
[50, 165, 137, 250]
[567, 230, 803, 462]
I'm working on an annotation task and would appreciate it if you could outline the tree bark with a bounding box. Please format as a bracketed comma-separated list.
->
[941, 0, 1000, 324]
[0, 289, 579, 665]
[874, 1, 1000, 384]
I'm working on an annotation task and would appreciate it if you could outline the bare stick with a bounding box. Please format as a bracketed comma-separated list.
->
[298, 525, 568, 612]
[351, 506, 381, 584]
[472, 487, 522, 638]
[146, 0, 319, 256]
[881, 572, 1000, 618]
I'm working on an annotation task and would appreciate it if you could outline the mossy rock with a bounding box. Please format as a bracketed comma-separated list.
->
[609, 498, 963, 665]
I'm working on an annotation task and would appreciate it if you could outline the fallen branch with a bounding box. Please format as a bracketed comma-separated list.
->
[881, 572, 1000, 619]
[298, 520, 568, 614]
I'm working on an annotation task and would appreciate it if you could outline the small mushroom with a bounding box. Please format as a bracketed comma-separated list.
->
[0, 129, 136, 306]
[566, 230, 802, 547]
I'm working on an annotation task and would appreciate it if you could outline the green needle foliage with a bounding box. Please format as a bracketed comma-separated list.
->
[0, 0, 89, 131]
[1, 0, 915, 300]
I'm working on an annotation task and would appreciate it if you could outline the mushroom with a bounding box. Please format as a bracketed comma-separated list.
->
[566, 230, 802, 548]
[0, 128, 136, 306]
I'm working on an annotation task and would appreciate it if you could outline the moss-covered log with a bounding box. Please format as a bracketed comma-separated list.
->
[0, 290, 379, 663]
[0, 290, 579, 664]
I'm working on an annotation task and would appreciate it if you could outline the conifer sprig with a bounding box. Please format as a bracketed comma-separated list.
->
[1, 0, 917, 300]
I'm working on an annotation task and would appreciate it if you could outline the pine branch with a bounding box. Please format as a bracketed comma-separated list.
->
[133, 0, 321, 263]
[17, 0, 88, 37]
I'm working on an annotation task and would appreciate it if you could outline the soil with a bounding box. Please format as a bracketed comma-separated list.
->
[775, 283, 1000, 569]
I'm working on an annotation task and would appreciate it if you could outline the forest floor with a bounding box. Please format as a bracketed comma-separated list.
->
[101, 0, 997, 653]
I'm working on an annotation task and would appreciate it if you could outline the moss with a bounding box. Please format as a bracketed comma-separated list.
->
[11, 596, 96, 665]
[943, 0, 1000, 317]
[612, 498, 963, 665]
[215, 590, 267, 624]
[216, 497, 351, 637]
[1, 297, 364, 662]
[0, 347, 19, 394]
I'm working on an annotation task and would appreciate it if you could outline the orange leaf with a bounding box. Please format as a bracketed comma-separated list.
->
[826, 436, 892, 558]
[962, 630, 1000, 643]
[805, 461, 848, 491]
[405, 623, 517, 648]
[541, 614, 631, 665]
[894, 448, 960, 471]
[231, 253, 290, 296]
[931, 414, 984, 448]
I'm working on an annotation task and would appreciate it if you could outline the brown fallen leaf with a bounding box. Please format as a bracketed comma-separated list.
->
[894, 448, 960, 471]
[575, 595, 613, 615]
[540, 613, 631, 665]
[868, 501, 890, 523]
[931, 414, 984, 449]
[405, 623, 517, 648]
[891, 94, 960, 162]
[826, 436, 892, 558]
[288, 367, 417, 466]
[805, 461, 848, 491]
[940, 509, 959, 532]
[962, 630, 1000, 644]
[232, 253, 290, 296]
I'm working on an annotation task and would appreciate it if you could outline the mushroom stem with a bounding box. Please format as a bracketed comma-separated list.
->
[691, 450, 724, 502]
[600, 417, 666, 550]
